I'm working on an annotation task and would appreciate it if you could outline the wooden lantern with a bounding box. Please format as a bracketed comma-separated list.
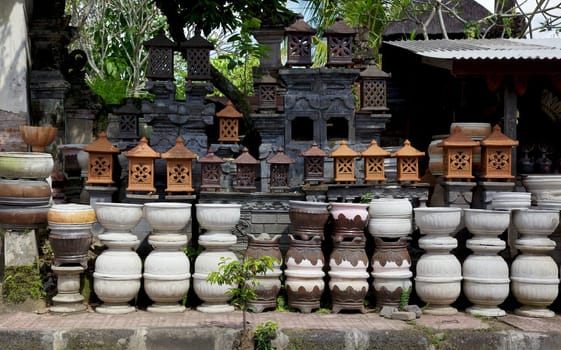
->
[480, 125, 519, 180]
[391, 140, 425, 183]
[439, 127, 480, 180]
[323, 17, 356, 67]
[161, 136, 197, 193]
[233, 147, 260, 191]
[267, 147, 294, 192]
[124, 137, 160, 193]
[330, 140, 360, 183]
[300, 142, 328, 183]
[361, 140, 390, 182]
[285, 14, 316, 67]
[217, 101, 243, 143]
[83, 132, 120, 185]
[198, 147, 224, 192]
[143, 29, 176, 81]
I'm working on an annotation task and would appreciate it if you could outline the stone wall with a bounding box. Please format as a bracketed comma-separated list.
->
[0, 110, 27, 152]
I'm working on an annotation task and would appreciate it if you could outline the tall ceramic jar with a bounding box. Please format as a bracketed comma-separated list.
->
[511, 209, 560, 317]
[414, 207, 463, 315]
[329, 202, 369, 242]
[143, 202, 192, 313]
[193, 203, 241, 313]
[245, 233, 283, 312]
[462, 209, 510, 317]
[288, 200, 330, 240]
[284, 235, 325, 313]
[371, 237, 412, 308]
[329, 237, 369, 313]
[93, 203, 143, 314]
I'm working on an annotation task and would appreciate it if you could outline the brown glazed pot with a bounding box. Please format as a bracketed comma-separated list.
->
[48, 222, 93, 267]
[371, 237, 413, 307]
[288, 200, 329, 241]
[0, 179, 51, 206]
[330, 202, 368, 242]
[0, 206, 49, 229]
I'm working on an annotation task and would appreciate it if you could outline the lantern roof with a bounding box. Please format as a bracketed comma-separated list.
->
[83, 132, 120, 153]
[143, 29, 176, 49]
[285, 14, 317, 34]
[113, 98, 142, 114]
[124, 137, 160, 158]
[324, 17, 357, 36]
[301, 142, 328, 157]
[198, 147, 225, 164]
[440, 126, 480, 147]
[361, 140, 391, 157]
[233, 147, 260, 164]
[161, 136, 197, 159]
[330, 140, 360, 157]
[392, 139, 425, 157]
[480, 125, 519, 147]
[360, 64, 391, 79]
[180, 31, 214, 49]
[216, 100, 243, 119]
[267, 147, 295, 164]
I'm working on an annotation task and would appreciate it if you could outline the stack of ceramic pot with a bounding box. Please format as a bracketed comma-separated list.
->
[93, 203, 143, 314]
[284, 200, 329, 313]
[463, 209, 510, 316]
[0, 152, 54, 230]
[368, 198, 413, 308]
[193, 203, 241, 313]
[511, 209, 560, 317]
[47, 203, 96, 313]
[328, 202, 369, 313]
[245, 233, 283, 312]
[414, 207, 463, 315]
[143, 202, 192, 313]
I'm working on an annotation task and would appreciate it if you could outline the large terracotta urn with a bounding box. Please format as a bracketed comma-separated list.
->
[288, 200, 330, 240]
[143, 202, 192, 313]
[511, 209, 560, 317]
[414, 207, 463, 315]
[193, 203, 241, 313]
[462, 209, 510, 317]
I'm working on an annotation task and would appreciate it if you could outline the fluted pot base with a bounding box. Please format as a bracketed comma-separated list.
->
[248, 300, 277, 313]
[197, 303, 235, 313]
[286, 300, 320, 314]
[422, 305, 458, 316]
[332, 301, 366, 314]
[95, 304, 136, 314]
[466, 306, 505, 317]
[515, 306, 555, 318]
[147, 303, 186, 313]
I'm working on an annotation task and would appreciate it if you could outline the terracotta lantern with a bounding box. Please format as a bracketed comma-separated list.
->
[267, 147, 295, 192]
[161, 136, 198, 193]
[301, 142, 328, 183]
[180, 32, 214, 81]
[285, 14, 316, 67]
[113, 99, 142, 141]
[83, 132, 120, 185]
[359, 64, 391, 112]
[392, 140, 425, 183]
[330, 140, 360, 183]
[124, 137, 160, 193]
[233, 147, 260, 191]
[217, 101, 244, 143]
[361, 140, 390, 182]
[480, 125, 519, 180]
[323, 17, 356, 67]
[198, 147, 225, 192]
[143, 29, 175, 81]
[439, 127, 480, 180]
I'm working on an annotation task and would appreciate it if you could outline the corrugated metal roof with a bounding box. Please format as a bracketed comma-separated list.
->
[383, 38, 561, 60]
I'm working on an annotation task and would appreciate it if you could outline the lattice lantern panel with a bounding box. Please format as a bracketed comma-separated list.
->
[187, 49, 211, 80]
[270, 164, 289, 189]
[119, 115, 139, 140]
[304, 157, 324, 182]
[128, 159, 156, 192]
[327, 36, 352, 64]
[147, 48, 174, 80]
[397, 157, 419, 182]
[365, 156, 385, 181]
[88, 154, 113, 184]
[444, 148, 474, 179]
[236, 165, 257, 190]
[219, 118, 240, 143]
[483, 148, 513, 179]
[166, 161, 193, 193]
[362, 80, 386, 109]
[334, 157, 356, 183]
[287, 34, 312, 66]
[259, 85, 277, 110]
[201, 163, 221, 189]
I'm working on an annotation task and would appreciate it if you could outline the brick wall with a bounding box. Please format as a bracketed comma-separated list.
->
[0, 110, 27, 152]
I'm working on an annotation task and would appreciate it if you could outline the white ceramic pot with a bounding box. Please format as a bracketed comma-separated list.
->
[414, 207, 462, 235]
[368, 198, 412, 218]
[94, 203, 143, 233]
[196, 203, 241, 236]
[491, 192, 531, 210]
[522, 174, 561, 201]
[450, 122, 492, 139]
[144, 202, 192, 234]
[0, 152, 54, 179]
[464, 209, 510, 236]
[512, 209, 559, 236]
[368, 217, 412, 238]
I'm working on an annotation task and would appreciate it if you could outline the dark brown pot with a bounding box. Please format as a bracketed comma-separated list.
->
[288, 200, 329, 241]
[0, 206, 49, 229]
[0, 179, 51, 206]
[48, 222, 93, 267]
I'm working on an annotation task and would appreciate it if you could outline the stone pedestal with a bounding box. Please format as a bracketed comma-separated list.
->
[472, 181, 516, 209]
[441, 181, 476, 208]
[50, 265, 86, 313]
[86, 186, 117, 207]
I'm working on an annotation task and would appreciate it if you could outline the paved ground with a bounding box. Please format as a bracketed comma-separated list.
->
[1, 307, 561, 349]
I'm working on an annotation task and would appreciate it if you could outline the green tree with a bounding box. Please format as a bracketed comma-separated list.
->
[206, 256, 277, 329]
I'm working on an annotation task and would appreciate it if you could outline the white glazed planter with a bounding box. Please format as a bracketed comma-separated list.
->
[512, 209, 559, 236]
[94, 203, 144, 233]
[522, 174, 561, 201]
[196, 203, 241, 236]
[368, 217, 412, 238]
[368, 198, 412, 218]
[93, 233, 142, 314]
[0, 152, 54, 179]
[144, 202, 192, 234]
[414, 207, 463, 235]
[464, 209, 510, 236]
[490, 192, 531, 210]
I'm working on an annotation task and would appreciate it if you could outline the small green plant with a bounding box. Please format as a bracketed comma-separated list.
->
[2, 259, 45, 304]
[254, 320, 279, 350]
[275, 293, 291, 312]
[399, 287, 411, 311]
[360, 192, 373, 203]
[315, 307, 332, 314]
[206, 255, 276, 329]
